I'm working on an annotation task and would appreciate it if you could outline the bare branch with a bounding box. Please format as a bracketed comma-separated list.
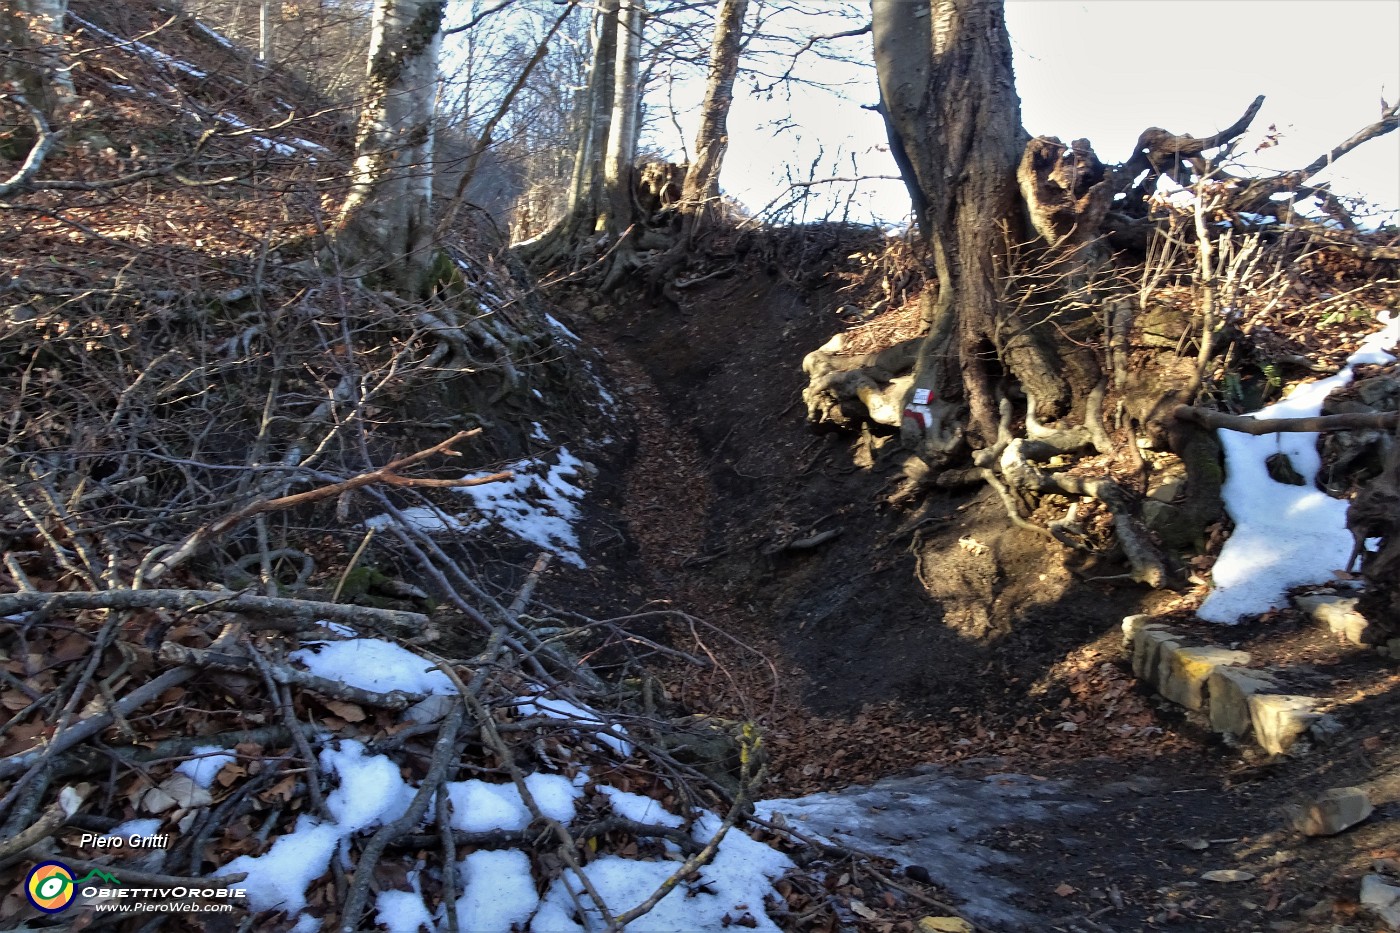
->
[0, 96, 61, 198]
[0, 589, 428, 633]
[442, 0, 521, 36]
[1174, 404, 1399, 435]
[145, 429, 508, 583]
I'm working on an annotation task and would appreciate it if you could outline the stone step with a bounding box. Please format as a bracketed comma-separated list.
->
[1292, 593, 1376, 646]
[1121, 615, 1341, 756]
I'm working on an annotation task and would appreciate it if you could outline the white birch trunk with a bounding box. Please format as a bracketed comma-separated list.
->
[258, 0, 274, 62]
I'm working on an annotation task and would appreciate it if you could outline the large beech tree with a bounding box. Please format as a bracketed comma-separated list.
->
[802, 0, 1400, 587]
[334, 0, 446, 295]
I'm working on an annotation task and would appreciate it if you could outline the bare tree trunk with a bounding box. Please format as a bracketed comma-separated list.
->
[563, 0, 620, 231]
[871, 0, 1023, 448]
[598, 0, 643, 237]
[258, 0, 275, 63]
[1, 0, 74, 120]
[678, 0, 747, 236]
[334, 0, 446, 296]
[518, 0, 647, 278]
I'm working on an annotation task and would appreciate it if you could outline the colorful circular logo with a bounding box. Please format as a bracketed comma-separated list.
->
[25, 861, 76, 913]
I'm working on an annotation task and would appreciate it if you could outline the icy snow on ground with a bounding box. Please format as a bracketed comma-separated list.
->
[759, 769, 1089, 929]
[1199, 314, 1400, 622]
[243, 635, 1087, 930]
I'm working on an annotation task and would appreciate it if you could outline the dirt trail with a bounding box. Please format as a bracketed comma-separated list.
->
[542, 232, 1400, 932]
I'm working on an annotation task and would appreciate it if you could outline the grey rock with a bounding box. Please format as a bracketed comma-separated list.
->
[1288, 786, 1374, 836]
[1361, 874, 1400, 930]
[403, 694, 455, 725]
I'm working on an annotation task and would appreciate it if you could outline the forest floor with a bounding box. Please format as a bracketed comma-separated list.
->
[536, 229, 1400, 932]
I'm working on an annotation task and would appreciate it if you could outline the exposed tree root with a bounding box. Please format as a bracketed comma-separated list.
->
[998, 439, 1168, 588]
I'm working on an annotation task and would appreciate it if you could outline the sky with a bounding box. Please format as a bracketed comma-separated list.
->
[694, 0, 1400, 226]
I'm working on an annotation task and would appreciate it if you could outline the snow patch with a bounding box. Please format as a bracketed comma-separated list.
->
[455, 448, 590, 567]
[545, 313, 580, 342]
[449, 850, 538, 933]
[1199, 314, 1400, 622]
[365, 504, 475, 534]
[176, 746, 236, 789]
[72, 15, 207, 77]
[513, 692, 632, 756]
[360, 447, 592, 567]
[599, 786, 684, 827]
[290, 639, 456, 695]
[376, 870, 433, 933]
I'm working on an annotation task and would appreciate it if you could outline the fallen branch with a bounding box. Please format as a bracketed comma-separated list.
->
[0, 667, 195, 781]
[609, 724, 765, 931]
[760, 527, 842, 556]
[0, 95, 61, 198]
[393, 816, 703, 856]
[0, 785, 90, 860]
[1175, 404, 1398, 435]
[44, 724, 317, 780]
[339, 700, 468, 933]
[0, 588, 427, 632]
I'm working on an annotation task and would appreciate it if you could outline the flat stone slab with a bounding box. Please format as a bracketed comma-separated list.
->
[1288, 786, 1374, 836]
[1121, 614, 1162, 647]
[1160, 646, 1252, 711]
[1123, 616, 1344, 757]
[1294, 594, 1375, 646]
[1250, 694, 1337, 756]
[1130, 626, 1181, 683]
[1207, 667, 1279, 739]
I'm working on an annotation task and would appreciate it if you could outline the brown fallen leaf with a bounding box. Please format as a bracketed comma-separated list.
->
[1054, 882, 1077, 897]
[324, 700, 366, 722]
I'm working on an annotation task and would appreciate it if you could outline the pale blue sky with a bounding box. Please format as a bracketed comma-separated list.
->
[700, 0, 1400, 225]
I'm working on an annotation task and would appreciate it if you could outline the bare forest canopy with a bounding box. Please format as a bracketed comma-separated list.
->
[2, 1, 1400, 932]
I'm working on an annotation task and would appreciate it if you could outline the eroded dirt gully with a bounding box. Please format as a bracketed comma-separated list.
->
[539, 230, 1399, 932]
